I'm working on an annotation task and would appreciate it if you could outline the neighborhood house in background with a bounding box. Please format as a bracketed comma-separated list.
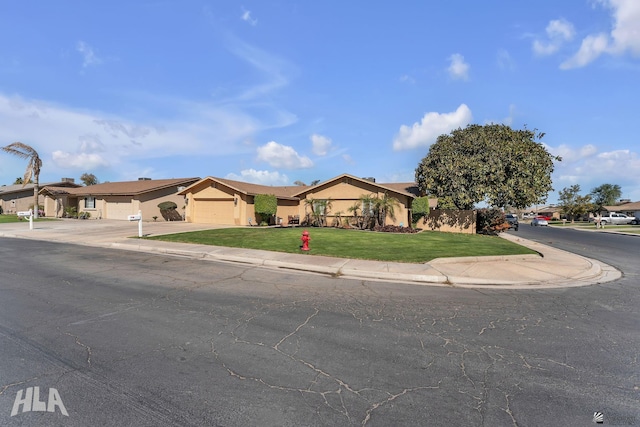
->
[3, 174, 639, 234]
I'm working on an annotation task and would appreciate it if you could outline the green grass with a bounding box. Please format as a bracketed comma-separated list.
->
[146, 227, 537, 263]
[553, 221, 640, 233]
[0, 214, 57, 223]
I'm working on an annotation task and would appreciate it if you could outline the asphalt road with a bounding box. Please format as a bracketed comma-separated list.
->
[512, 224, 640, 274]
[0, 234, 638, 427]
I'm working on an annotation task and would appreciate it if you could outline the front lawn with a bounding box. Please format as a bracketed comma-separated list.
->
[146, 227, 537, 263]
[0, 214, 57, 223]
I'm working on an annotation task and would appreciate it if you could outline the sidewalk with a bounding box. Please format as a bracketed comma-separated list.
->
[0, 219, 621, 289]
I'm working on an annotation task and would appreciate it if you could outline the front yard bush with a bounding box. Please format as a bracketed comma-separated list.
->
[476, 208, 509, 235]
[158, 201, 182, 221]
[255, 194, 277, 225]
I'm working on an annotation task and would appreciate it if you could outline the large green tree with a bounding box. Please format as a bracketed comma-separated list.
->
[415, 124, 560, 210]
[2, 142, 42, 218]
[558, 184, 592, 222]
[589, 183, 621, 212]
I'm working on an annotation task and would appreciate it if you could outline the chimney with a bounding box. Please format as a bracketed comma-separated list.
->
[138, 177, 151, 181]
[362, 177, 376, 183]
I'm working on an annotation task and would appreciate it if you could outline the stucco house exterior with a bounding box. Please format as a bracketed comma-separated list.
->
[602, 202, 640, 220]
[179, 174, 435, 227]
[0, 179, 81, 215]
[39, 177, 199, 220]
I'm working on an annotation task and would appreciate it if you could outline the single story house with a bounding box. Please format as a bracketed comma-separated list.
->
[519, 205, 562, 220]
[179, 174, 436, 227]
[602, 202, 640, 220]
[40, 177, 200, 221]
[0, 179, 81, 215]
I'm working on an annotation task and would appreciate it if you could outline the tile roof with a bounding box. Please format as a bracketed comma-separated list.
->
[377, 182, 421, 197]
[179, 174, 431, 202]
[213, 177, 310, 199]
[1, 181, 80, 195]
[41, 178, 199, 196]
[604, 202, 640, 211]
[291, 173, 420, 199]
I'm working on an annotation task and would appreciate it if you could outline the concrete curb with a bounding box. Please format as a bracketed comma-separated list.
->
[0, 223, 622, 289]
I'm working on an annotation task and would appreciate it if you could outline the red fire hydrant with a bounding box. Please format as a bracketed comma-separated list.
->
[300, 230, 311, 251]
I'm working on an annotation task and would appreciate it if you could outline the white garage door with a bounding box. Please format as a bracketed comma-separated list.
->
[105, 200, 134, 220]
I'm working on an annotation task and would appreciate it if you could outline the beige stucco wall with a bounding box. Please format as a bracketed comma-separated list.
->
[296, 179, 412, 227]
[184, 181, 245, 225]
[1, 189, 44, 215]
[420, 209, 476, 234]
[71, 187, 188, 221]
[139, 188, 187, 221]
[183, 177, 414, 227]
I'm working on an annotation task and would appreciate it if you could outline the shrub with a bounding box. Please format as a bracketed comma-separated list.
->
[254, 194, 277, 225]
[411, 196, 430, 225]
[158, 201, 182, 221]
[158, 201, 178, 211]
[64, 206, 77, 218]
[476, 208, 509, 235]
[373, 225, 419, 233]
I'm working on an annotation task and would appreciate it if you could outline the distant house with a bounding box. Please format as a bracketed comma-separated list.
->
[602, 202, 640, 219]
[40, 177, 200, 220]
[0, 179, 80, 215]
[179, 173, 435, 227]
[520, 205, 561, 220]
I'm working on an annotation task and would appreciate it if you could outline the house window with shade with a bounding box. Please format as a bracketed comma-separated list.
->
[85, 196, 96, 209]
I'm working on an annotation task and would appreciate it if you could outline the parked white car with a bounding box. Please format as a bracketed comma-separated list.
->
[590, 212, 635, 225]
[531, 217, 549, 226]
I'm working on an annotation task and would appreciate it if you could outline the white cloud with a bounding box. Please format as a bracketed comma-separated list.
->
[447, 54, 469, 80]
[533, 19, 576, 56]
[497, 49, 516, 71]
[225, 37, 293, 101]
[76, 41, 102, 68]
[256, 141, 313, 169]
[342, 154, 355, 165]
[51, 151, 109, 169]
[310, 134, 332, 156]
[558, 0, 640, 69]
[392, 104, 473, 151]
[606, 0, 640, 55]
[225, 169, 289, 185]
[547, 143, 598, 162]
[547, 143, 640, 201]
[241, 9, 257, 26]
[0, 93, 262, 177]
[560, 33, 610, 69]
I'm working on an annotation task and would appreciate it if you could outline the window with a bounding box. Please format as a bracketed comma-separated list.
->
[361, 200, 374, 215]
[312, 200, 327, 215]
[85, 196, 96, 209]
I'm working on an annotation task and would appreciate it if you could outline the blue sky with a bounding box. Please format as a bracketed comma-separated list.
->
[1, 0, 638, 204]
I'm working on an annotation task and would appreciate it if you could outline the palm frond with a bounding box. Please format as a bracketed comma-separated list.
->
[2, 142, 42, 188]
[2, 142, 38, 159]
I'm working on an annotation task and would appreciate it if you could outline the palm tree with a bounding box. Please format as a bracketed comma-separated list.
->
[373, 192, 400, 227]
[2, 142, 42, 218]
[304, 197, 333, 226]
[358, 194, 376, 229]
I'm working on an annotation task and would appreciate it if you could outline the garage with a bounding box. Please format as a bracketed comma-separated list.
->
[105, 198, 134, 220]
[193, 198, 235, 224]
